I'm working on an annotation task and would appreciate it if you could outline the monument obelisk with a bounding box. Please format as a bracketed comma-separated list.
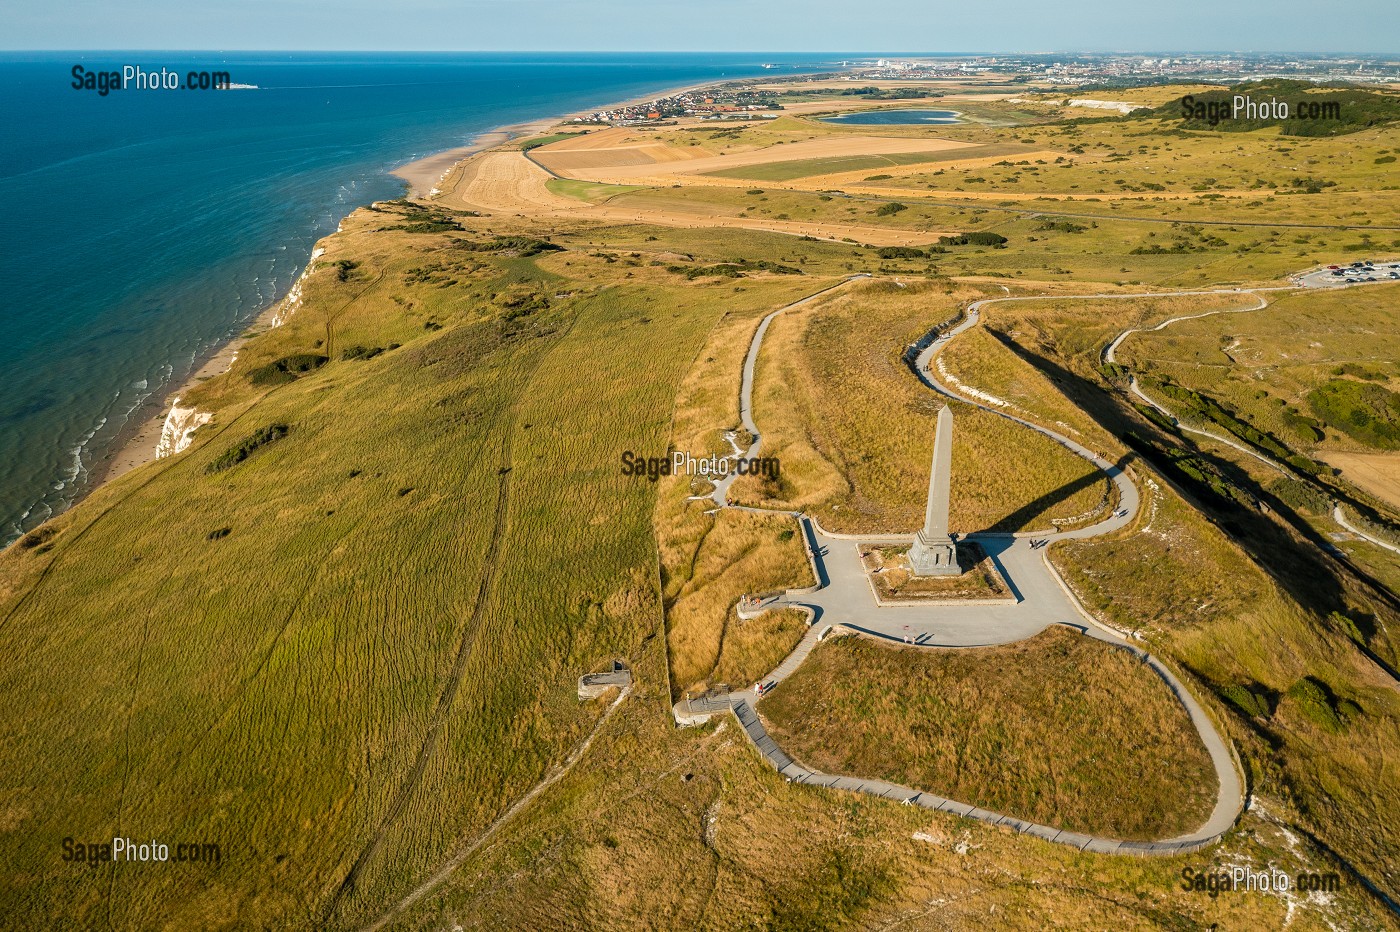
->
[909, 405, 960, 576]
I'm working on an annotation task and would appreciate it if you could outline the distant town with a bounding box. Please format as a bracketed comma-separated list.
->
[842, 53, 1400, 86]
[570, 53, 1400, 128]
[573, 87, 783, 125]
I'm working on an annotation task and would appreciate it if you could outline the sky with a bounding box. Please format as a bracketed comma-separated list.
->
[3, 0, 1398, 54]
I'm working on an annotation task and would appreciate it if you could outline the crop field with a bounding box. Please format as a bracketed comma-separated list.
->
[702, 143, 1035, 182]
[759, 629, 1217, 840]
[1324, 451, 1400, 509]
[726, 278, 1111, 534]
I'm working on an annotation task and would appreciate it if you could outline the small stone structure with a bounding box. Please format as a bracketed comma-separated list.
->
[908, 405, 960, 576]
[577, 660, 632, 699]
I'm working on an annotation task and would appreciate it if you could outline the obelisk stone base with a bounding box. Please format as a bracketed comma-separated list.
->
[909, 530, 960, 576]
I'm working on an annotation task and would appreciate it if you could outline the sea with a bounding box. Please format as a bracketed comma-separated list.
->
[0, 52, 836, 545]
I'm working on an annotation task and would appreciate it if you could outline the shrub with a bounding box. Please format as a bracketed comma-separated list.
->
[458, 236, 563, 257]
[1220, 684, 1270, 718]
[1327, 611, 1365, 646]
[1267, 476, 1329, 515]
[938, 231, 1008, 247]
[206, 424, 290, 474]
[1307, 379, 1400, 449]
[18, 527, 58, 550]
[1287, 677, 1344, 732]
[341, 345, 384, 361]
[874, 202, 907, 216]
[248, 354, 328, 386]
[876, 246, 926, 260]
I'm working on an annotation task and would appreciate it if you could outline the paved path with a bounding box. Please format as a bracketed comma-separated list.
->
[1335, 504, 1400, 556]
[675, 276, 1251, 856]
[1102, 284, 1400, 554]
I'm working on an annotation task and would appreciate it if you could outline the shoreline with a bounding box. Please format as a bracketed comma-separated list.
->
[92, 302, 284, 490]
[69, 68, 812, 528]
[390, 76, 752, 196]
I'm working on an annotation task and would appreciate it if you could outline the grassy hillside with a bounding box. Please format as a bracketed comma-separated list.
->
[759, 629, 1217, 841]
[0, 204, 842, 928]
[726, 278, 1112, 534]
[5, 84, 1400, 929]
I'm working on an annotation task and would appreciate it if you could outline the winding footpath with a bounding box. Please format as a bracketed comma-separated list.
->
[677, 277, 1252, 856]
[1101, 285, 1400, 554]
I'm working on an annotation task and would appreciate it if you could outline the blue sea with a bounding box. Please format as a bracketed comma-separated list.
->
[0, 52, 834, 544]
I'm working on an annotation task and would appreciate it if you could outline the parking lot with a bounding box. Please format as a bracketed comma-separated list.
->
[1296, 258, 1400, 288]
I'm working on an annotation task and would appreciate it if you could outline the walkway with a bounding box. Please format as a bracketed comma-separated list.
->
[1101, 284, 1400, 554]
[674, 275, 1250, 856]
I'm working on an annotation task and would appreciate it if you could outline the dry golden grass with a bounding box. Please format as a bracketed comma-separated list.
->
[760, 629, 1217, 841]
[665, 508, 814, 696]
[938, 320, 1123, 454]
[1323, 451, 1400, 510]
[728, 279, 1111, 534]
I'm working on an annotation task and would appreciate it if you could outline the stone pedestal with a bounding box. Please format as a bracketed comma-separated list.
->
[909, 530, 960, 576]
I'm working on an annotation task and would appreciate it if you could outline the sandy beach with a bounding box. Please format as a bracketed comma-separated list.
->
[392, 120, 557, 196]
[89, 70, 805, 497]
[391, 77, 741, 196]
[94, 304, 280, 488]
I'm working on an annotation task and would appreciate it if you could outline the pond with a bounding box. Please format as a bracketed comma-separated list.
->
[822, 108, 961, 125]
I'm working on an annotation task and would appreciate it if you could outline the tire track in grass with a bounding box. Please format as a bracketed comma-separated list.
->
[358, 684, 633, 932]
[323, 303, 582, 924]
[321, 422, 516, 925]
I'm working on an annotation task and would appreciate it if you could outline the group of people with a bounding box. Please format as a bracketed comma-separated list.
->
[1030, 538, 1049, 549]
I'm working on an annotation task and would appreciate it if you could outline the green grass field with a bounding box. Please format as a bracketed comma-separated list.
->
[544, 177, 647, 203]
[703, 143, 1035, 182]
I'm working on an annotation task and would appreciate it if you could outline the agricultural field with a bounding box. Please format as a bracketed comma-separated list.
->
[759, 629, 1217, 841]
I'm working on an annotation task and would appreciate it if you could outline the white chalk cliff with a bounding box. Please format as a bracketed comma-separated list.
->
[155, 399, 211, 459]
